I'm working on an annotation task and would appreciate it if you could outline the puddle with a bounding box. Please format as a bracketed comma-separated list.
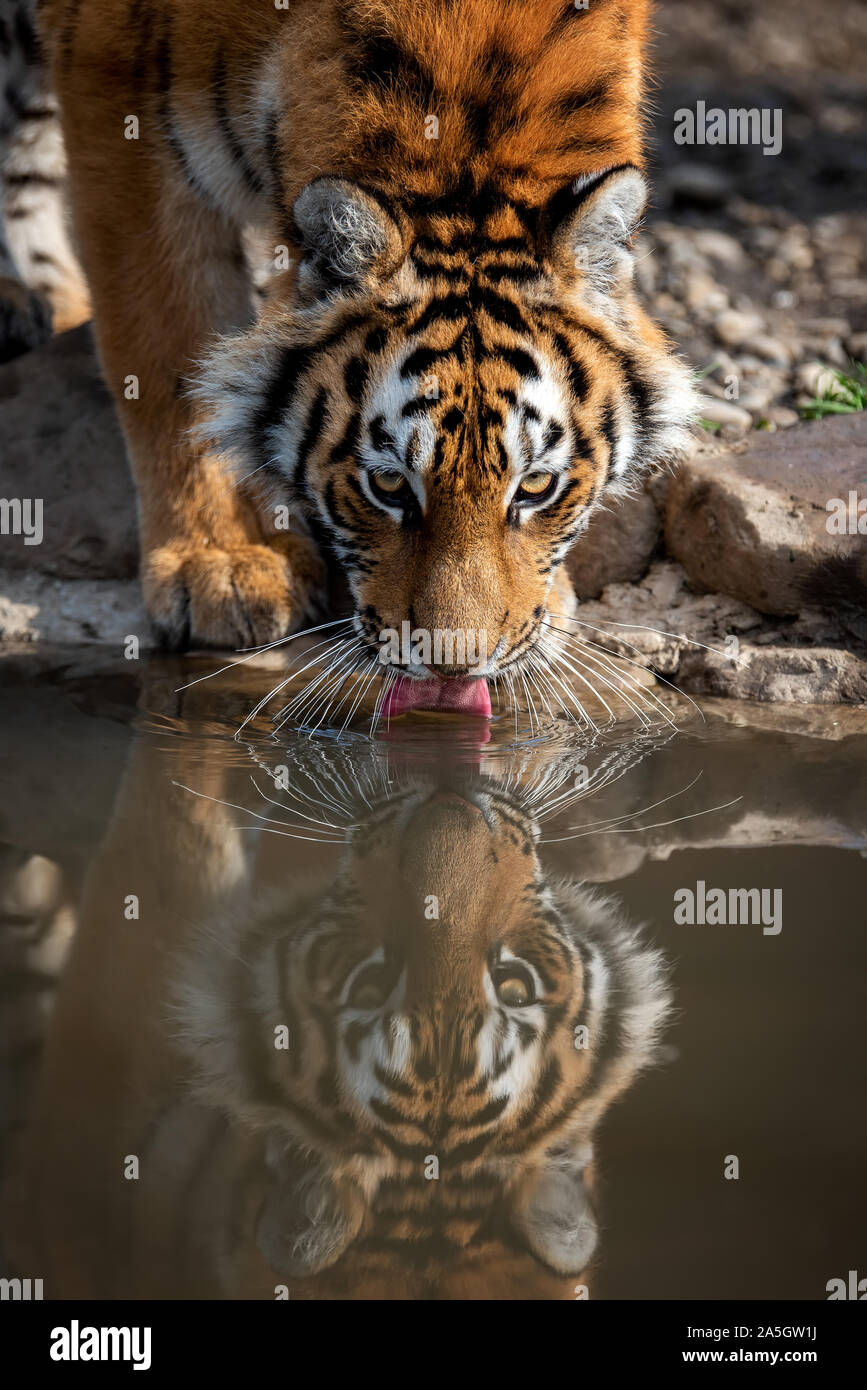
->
[0, 650, 865, 1299]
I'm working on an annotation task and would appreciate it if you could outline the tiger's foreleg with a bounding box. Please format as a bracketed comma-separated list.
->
[54, 81, 323, 649]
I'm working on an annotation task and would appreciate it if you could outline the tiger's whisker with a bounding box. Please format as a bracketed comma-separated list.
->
[544, 640, 646, 728]
[171, 781, 344, 840]
[544, 629, 678, 729]
[544, 617, 705, 724]
[234, 629, 357, 737]
[174, 616, 353, 692]
[540, 795, 744, 843]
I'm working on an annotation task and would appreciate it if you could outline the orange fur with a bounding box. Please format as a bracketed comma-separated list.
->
[39, 0, 694, 665]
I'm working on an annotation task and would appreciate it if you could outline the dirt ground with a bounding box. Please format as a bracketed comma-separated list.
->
[631, 0, 867, 430]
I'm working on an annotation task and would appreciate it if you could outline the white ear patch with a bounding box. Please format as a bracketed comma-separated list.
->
[293, 178, 403, 297]
[552, 166, 648, 296]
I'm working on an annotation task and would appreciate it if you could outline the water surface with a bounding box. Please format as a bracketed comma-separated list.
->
[1, 650, 864, 1300]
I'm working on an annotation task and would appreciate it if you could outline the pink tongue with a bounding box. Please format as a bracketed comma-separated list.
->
[382, 675, 492, 720]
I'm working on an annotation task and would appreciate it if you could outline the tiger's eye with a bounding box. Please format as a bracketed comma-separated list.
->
[370, 468, 407, 494]
[517, 470, 556, 501]
[494, 970, 535, 1007]
[349, 963, 397, 1010]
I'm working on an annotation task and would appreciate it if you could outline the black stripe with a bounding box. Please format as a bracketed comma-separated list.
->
[156, 30, 218, 210]
[551, 78, 614, 122]
[58, 0, 82, 69]
[481, 259, 542, 285]
[343, 25, 437, 109]
[4, 171, 60, 188]
[344, 354, 370, 405]
[548, 0, 595, 39]
[212, 49, 265, 198]
[263, 106, 284, 208]
[476, 285, 531, 335]
[550, 330, 589, 400]
[294, 385, 329, 498]
[255, 342, 315, 465]
[400, 338, 461, 380]
[598, 399, 619, 463]
[497, 345, 540, 380]
[407, 292, 468, 336]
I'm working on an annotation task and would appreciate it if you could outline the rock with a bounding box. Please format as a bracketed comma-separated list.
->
[800, 317, 852, 338]
[829, 278, 867, 303]
[679, 643, 867, 704]
[695, 395, 753, 430]
[750, 335, 797, 365]
[573, 561, 867, 707]
[684, 272, 728, 316]
[795, 360, 840, 397]
[766, 406, 801, 428]
[688, 230, 745, 267]
[737, 387, 774, 414]
[807, 337, 850, 369]
[0, 324, 137, 579]
[664, 413, 867, 618]
[714, 309, 765, 348]
[0, 565, 150, 647]
[565, 489, 661, 600]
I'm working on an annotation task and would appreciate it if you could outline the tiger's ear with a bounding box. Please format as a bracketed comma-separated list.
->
[544, 165, 648, 296]
[293, 176, 406, 299]
[510, 1147, 598, 1276]
[255, 1146, 364, 1276]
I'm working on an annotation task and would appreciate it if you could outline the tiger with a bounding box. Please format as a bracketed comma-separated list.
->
[3, 718, 672, 1299]
[13, 0, 697, 718]
[0, 0, 88, 357]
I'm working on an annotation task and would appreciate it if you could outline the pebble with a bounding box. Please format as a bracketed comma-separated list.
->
[685, 273, 729, 315]
[689, 230, 745, 267]
[714, 309, 765, 347]
[750, 335, 797, 365]
[738, 388, 774, 414]
[767, 407, 801, 428]
[795, 361, 840, 397]
[642, 204, 865, 431]
[696, 395, 753, 430]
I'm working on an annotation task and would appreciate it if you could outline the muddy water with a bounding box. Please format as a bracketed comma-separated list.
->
[0, 651, 865, 1300]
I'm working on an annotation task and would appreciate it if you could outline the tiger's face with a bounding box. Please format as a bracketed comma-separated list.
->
[199, 166, 696, 712]
[175, 766, 671, 1292]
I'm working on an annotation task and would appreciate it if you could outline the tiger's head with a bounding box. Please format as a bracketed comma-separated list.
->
[174, 763, 671, 1296]
[198, 166, 696, 716]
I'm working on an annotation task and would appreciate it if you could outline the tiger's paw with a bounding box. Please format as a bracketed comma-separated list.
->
[0, 276, 52, 364]
[143, 536, 325, 651]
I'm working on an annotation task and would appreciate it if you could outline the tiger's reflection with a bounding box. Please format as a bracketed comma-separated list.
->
[172, 751, 671, 1299]
[6, 735, 671, 1300]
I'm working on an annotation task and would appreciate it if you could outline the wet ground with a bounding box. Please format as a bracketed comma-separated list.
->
[0, 650, 864, 1299]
